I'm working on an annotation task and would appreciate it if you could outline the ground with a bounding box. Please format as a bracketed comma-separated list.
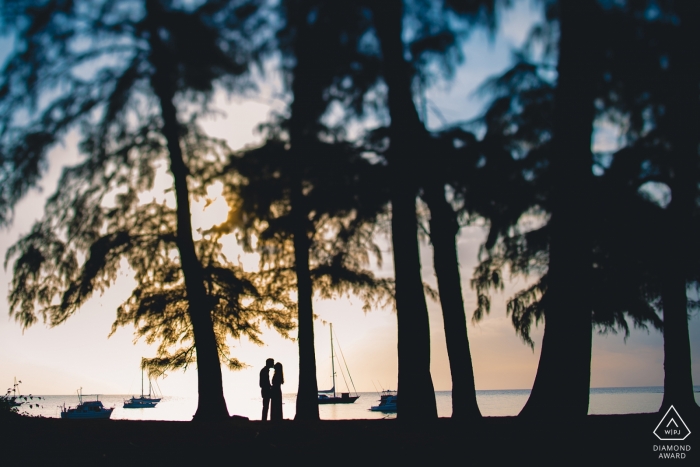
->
[1, 412, 698, 466]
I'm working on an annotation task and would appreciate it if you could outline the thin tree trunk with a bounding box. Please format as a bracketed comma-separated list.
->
[373, 0, 437, 421]
[660, 1, 699, 414]
[154, 89, 230, 422]
[147, 2, 229, 421]
[291, 177, 320, 421]
[424, 183, 481, 419]
[288, 0, 320, 421]
[660, 267, 696, 412]
[519, 0, 597, 418]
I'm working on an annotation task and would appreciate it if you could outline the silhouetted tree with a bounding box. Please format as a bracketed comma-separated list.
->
[0, 0, 269, 421]
[369, 0, 439, 420]
[6, 122, 294, 377]
[469, 1, 699, 418]
[510, 0, 602, 418]
[217, 133, 394, 421]
[467, 0, 606, 417]
[652, 1, 700, 414]
[217, 0, 387, 420]
[595, 0, 700, 413]
[370, 0, 504, 420]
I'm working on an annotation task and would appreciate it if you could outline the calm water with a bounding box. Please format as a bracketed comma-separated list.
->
[18, 387, 700, 421]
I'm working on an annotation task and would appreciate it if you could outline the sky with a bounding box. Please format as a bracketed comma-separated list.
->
[0, 0, 698, 402]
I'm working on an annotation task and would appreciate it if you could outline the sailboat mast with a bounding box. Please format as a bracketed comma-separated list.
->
[330, 323, 335, 398]
[141, 368, 144, 397]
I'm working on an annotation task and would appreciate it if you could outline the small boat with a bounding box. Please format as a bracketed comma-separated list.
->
[370, 390, 397, 412]
[61, 388, 114, 419]
[124, 368, 161, 408]
[317, 323, 359, 405]
[7, 377, 23, 408]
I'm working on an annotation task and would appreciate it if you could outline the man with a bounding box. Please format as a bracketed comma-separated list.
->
[260, 358, 274, 420]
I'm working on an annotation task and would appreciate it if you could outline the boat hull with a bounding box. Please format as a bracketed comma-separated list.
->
[123, 401, 158, 408]
[123, 397, 160, 408]
[317, 396, 359, 405]
[60, 408, 114, 420]
[370, 404, 396, 412]
[370, 391, 397, 412]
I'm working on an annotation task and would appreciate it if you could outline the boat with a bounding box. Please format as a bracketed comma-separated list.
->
[317, 323, 359, 405]
[123, 368, 161, 408]
[7, 377, 23, 407]
[60, 388, 114, 419]
[370, 390, 397, 412]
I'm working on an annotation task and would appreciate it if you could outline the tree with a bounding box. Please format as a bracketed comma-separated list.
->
[370, 0, 503, 420]
[0, 0, 270, 421]
[510, 0, 602, 418]
[652, 1, 700, 414]
[7, 123, 294, 375]
[216, 0, 388, 420]
[369, 0, 439, 420]
[469, 0, 691, 418]
[219, 133, 394, 419]
[595, 0, 700, 413]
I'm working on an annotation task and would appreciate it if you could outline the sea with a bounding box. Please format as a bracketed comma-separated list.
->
[17, 386, 700, 421]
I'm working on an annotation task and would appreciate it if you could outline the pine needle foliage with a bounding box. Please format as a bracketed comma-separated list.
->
[216, 132, 395, 316]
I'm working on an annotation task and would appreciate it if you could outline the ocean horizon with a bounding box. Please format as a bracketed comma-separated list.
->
[15, 386, 700, 421]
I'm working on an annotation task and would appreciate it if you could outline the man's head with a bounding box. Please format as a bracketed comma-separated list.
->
[266, 358, 274, 368]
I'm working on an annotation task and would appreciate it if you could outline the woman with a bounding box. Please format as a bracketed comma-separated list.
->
[271, 362, 284, 421]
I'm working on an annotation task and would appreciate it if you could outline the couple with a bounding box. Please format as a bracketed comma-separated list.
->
[260, 358, 284, 421]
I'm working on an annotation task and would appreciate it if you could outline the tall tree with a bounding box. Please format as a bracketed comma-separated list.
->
[605, 0, 700, 413]
[370, 0, 501, 420]
[370, 0, 438, 420]
[652, 0, 699, 414]
[6, 122, 295, 380]
[512, 0, 602, 418]
[227, 0, 383, 420]
[469, 1, 685, 418]
[466, 0, 602, 417]
[0, 0, 268, 421]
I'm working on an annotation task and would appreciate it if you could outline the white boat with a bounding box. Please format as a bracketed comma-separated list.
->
[317, 323, 359, 405]
[123, 368, 161, 409]
[370, 390, 397, 412]
[61, 388, 114, 419]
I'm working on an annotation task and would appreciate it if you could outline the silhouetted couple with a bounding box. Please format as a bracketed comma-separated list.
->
[260, 358, 284, 421]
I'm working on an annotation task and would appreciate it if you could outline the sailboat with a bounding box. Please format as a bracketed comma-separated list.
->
[317, 323, 359, 405]
[123, 368, 161, 408]
[7, 377, 22, 408]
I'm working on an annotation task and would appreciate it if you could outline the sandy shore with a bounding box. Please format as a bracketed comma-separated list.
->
[1, 412, 696, 465]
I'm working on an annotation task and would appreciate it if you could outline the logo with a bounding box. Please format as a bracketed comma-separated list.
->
[654, 405, 691, 441]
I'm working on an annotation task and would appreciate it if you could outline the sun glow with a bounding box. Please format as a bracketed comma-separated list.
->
[191, 181, 231, 233]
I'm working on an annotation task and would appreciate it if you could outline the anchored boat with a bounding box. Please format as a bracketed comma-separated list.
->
[61, 388, 114, 419]
[6, 377, 23, 408]
[370, 390, 397, 412]
[317, 323, 359, 405]
[124, 368, 161, 408]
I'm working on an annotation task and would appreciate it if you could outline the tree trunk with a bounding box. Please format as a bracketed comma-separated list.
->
[424, 183, 481, 419]
[153, 88, 230, 422]
[147, 2, 229, 421]
[288, 0, 320, 421]
[291, 178, 320, 421]
[660, 266, 696, 413]
[659, 1, 699, 414]
[519, 0, 597, 418]
[373, 0, 438, 421]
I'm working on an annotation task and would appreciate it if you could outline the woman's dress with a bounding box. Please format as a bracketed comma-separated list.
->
[271, 372, 283, 420]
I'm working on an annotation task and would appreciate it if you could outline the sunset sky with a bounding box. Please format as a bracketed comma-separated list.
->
[0, 0, 698, 402]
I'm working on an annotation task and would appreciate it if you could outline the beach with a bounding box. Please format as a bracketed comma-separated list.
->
[2, 411, 697, 466]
